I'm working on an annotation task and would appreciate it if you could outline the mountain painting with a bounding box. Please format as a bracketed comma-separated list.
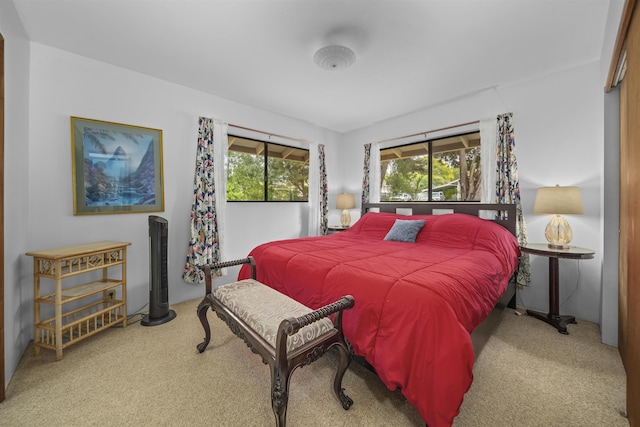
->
[72, 117, 164, 214]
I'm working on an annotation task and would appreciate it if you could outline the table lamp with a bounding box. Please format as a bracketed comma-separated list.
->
[336, 193, 356, 227]
[533, 185, 584, 249]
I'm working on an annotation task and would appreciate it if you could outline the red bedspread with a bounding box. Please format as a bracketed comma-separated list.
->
[238, 212, 520, 426]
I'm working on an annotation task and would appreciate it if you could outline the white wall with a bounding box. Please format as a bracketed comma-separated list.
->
[598, 0, 625, 347]
[1, 0, 31, 390]
[504, 63, 604, 327]
[12, 43, 342, 379]
[342, 61, 608, 333]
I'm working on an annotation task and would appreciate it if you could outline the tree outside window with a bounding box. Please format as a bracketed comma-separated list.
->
[380, 131, 481, 202]
[227, 136, 309, 202]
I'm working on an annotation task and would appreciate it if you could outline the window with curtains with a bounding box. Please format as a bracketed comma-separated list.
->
[380, 131, 481, 202]
[227, 135, 309, 201]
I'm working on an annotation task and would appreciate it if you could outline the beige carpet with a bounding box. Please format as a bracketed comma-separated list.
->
[0, 299, 628, 426]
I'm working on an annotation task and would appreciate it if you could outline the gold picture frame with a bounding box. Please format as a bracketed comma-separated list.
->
[71, 117, 165, 215]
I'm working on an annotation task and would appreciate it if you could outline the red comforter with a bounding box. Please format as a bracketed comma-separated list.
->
[238, 212, 520, 426]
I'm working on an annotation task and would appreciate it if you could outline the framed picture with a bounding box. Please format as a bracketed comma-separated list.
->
[71, 117, 165, 215]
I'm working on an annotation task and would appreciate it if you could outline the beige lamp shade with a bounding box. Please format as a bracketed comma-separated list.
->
[336, 193, 356, 210]
[336, 193, 356, 227]
[533, 185, 584, 215]
[533, 185, 584, 249]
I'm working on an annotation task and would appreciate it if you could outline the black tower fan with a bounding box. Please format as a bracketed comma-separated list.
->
[142, 215, 176, 326]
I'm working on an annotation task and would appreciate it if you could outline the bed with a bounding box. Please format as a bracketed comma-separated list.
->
[237, 202, 520, 427]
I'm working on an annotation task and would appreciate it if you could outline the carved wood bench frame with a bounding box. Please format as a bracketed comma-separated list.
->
[196, 257, 355, 427]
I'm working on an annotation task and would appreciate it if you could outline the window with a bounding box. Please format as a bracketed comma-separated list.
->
[227, 135, 309, 201]
[380, 131, 481, 202]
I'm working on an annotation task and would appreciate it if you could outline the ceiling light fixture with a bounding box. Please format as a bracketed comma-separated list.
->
[313, 45, 356, 70]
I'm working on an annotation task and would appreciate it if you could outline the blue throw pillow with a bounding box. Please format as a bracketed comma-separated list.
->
[383, 219, 426, 243]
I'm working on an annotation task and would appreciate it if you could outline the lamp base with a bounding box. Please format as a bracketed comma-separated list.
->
[544, 215, 573, 249]
[547, 243, 570, 250]
[340, 209, 351, 227]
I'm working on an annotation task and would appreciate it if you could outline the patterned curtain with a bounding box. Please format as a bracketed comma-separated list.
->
[308, 142, 327, 236]
[496, 113, 531, 286]
[361, 143, 371, 207]
[183, 117, 221, 284]
[318, 144, 328, 235]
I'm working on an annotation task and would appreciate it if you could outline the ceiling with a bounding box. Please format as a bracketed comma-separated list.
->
[12, 0, 611, 133]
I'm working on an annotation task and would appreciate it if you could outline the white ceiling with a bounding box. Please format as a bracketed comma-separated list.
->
[13, 0, 611, 133]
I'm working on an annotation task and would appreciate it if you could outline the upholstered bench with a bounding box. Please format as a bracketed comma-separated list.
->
[196, 257, 355, 427]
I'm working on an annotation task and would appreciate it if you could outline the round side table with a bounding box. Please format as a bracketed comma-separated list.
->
[520, 243, 595, 334]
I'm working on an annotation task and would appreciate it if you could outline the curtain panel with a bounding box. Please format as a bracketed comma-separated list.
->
[361, 142, 381, 207]
[496, 113, 531, 286]
[318, 144, 328, 235]
[361, 143, 372, 206]
[480, 117, 497, 204]
[308, 142, 328, 236]
[183, 117, 228, 284]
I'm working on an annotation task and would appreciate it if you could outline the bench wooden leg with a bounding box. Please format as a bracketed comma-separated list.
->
[333, 343, 354, 410]
[271, 367, 291, 427]
[196, 296, 212, 353]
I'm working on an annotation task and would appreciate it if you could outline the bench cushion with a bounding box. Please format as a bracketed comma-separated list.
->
[213, 279, 335, 353]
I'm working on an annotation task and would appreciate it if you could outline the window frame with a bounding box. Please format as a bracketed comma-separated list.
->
[380, 130, 481, 203]
[226, 134, 310, 202]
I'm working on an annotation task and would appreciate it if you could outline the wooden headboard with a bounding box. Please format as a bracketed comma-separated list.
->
[362, 202, 517, 237]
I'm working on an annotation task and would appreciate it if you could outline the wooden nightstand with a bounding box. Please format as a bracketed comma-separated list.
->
[520, 243, 595, 334]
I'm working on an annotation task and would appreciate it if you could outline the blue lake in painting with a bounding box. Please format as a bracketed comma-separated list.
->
[83, 127, 157, 207]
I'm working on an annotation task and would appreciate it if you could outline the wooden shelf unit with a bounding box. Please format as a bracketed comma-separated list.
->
[26, 241, 131, 361]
